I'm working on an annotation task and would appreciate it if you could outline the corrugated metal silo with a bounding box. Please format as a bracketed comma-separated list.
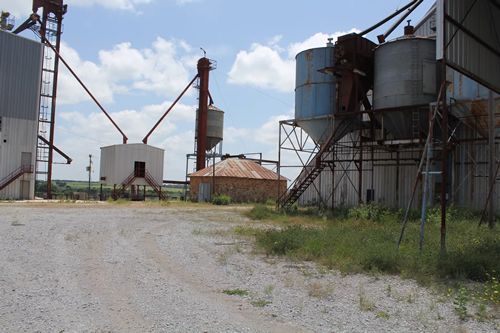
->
[0, 30, 42, 200]
[196, 104, 224, 151]
[295, 44, 336, 145]
[374, 37, 437, 139]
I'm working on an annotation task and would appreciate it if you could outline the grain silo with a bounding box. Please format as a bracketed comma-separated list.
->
[0, 30, 42, 200]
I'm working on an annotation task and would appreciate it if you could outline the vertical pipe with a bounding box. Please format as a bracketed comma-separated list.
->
[440, 0, 448, 255]
[212, 153, 215, 199]
[46, 11, 63, 199]
[196, 58, 210, 171]
[332, 146, 335, 209]
[277, 122, 282, 209]
[420, 105, 434, 251]
[100, 183, 103, 201]
[88, 154, 92, 197]
[396, 151, 400, 207]
[358, 128, 363, 204]
[488, 91, 496, 228]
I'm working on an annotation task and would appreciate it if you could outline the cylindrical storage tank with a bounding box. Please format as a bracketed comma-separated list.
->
[196, 104, 224, 151]
[295, 45, 336, 144]
[374, 37, 437, 139]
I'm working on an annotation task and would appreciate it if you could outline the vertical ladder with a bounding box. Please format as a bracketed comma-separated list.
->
[35, 14, 60, 193]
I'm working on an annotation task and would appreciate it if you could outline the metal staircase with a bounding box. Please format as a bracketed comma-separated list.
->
[144, 171, 167, 200]
[278, 119, 353, 209]
[111, 172, 136, 199]
[0, 165, 34, 191]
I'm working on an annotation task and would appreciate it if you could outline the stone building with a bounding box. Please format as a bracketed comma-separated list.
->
[189, 158, 287, 202]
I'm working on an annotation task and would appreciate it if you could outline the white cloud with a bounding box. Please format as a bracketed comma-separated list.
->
[57, 37, 194, 105]
[0, 0, 197, 18]
[287, 29, 359, 58]
[53, 100, 197, 180]
[228, 44, 295, 92]
[228, 29, 360, 93]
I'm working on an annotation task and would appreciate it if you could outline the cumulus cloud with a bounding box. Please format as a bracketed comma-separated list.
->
[0, 0, 197, 18]
[53, 100, 197, 180]
[57, 38, 194, 105]
[228, 29, 360, 93]
[227, 44, 295, 92]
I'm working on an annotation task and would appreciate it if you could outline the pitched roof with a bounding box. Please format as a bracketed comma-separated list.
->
[189, 158, 287, 180]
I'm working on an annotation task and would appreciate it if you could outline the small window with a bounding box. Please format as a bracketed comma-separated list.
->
[134, 161, 146, 177]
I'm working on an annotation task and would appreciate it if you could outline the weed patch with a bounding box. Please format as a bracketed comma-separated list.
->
[223, 289, 249, 296]
[240, 204, 500, 295]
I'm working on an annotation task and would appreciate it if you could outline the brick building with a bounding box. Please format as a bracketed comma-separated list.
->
[189, 158, 287, 202]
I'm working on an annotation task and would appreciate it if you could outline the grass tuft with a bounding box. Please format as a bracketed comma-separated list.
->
[223, 288, 249, 296]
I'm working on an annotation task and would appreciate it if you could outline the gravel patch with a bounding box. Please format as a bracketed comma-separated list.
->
[0, 202, 498, 332]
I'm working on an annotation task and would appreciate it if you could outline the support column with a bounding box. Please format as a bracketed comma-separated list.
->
[196, 58, 210, 171]
[488, 91, 496, 228]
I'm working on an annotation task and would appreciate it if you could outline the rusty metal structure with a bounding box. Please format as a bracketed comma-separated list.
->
[278, 0, 500, 251]
[13, 0, 67, 198]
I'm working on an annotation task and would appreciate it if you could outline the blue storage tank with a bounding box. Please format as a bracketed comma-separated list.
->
[295, 44, 336, 144]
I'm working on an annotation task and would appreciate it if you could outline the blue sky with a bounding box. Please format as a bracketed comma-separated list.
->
[1, 0, 435, 181]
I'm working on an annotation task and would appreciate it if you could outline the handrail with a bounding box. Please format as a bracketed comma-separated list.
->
[0, 164, 34, 190]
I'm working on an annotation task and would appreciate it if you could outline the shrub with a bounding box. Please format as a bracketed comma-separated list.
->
[246, 204, 276, 220]
[348, 203, 397, 222]
[212, 194, 231, 205]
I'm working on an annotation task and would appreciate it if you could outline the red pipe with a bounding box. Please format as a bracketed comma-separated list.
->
[39, 25, 129, 144]
[142, 74, 199, 144]
[196, 58, 211, 171]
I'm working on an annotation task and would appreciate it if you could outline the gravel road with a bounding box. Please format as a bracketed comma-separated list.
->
[0, 202, 498, 332]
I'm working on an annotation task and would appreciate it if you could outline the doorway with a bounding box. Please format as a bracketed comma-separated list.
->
[134, 161, 146, 177]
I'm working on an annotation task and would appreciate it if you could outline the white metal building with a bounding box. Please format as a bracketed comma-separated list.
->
[100, 143, 164, 187]
[0, 30, 42, 200]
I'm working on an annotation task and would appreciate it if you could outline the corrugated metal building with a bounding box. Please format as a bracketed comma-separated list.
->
[286, 1, 500, 214]
[100, 143, 164, 187]
[0, 30, 42, 200]
[189, 158, 287, 202]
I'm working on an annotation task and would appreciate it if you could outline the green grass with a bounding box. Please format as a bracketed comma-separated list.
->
[242, 204, 500, 286]
[222, 288, 249, 296]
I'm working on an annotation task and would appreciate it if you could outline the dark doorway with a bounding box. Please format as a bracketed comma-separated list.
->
[134, 161, 146, 177]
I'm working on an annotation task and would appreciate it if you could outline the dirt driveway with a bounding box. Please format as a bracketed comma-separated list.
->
[0, 203, 497, 332]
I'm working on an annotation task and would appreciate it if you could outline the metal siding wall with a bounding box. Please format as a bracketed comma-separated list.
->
[0, 31, 42, 121]
[0, 117, 38, 199]
[414, 8, 437, 38]
[298, 129, 500, 213]
[444, 0, 500, 93]
[99, 144, 164, 185]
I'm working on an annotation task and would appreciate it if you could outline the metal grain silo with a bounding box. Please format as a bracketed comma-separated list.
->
[0, 31, 42, 200]
[196, 104, 224, 151]
[295, 44, 336, 145]
[374, 37, 437, 139]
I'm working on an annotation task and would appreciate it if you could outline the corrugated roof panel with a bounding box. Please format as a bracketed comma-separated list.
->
[189, 158, 287, 180]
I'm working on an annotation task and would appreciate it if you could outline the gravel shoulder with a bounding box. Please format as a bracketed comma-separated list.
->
[0, 202, 498, 332]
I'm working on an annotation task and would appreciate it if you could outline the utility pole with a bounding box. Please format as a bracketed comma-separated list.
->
[87, 154, 92, 197]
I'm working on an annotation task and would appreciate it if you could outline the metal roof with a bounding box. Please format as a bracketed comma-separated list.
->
[189, 158, 287, 180]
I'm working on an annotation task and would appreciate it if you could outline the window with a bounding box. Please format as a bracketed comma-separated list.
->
[134, 161, 145, 177]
